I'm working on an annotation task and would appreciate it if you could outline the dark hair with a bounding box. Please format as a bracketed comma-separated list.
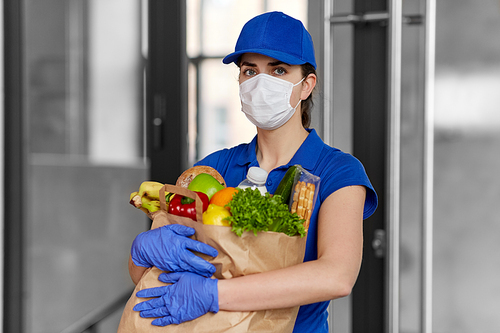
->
[300, 63, 316, 128]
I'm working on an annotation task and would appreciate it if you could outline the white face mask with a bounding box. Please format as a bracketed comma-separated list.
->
[239, 74, 304, 130]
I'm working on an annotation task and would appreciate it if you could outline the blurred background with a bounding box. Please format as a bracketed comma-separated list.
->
[1, 0, 499, 332]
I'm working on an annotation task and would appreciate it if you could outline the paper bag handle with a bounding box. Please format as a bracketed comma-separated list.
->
[159, 184, 204, 224]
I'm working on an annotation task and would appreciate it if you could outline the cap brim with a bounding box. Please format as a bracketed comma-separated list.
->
[222, 49, 308, 67]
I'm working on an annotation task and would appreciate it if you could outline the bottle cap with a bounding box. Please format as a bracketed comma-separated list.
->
[247, 167, 268, 185]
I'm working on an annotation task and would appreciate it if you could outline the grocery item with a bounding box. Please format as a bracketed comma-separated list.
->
[209, 187, 238, 210]
[188, 173, 225, 201]
[176, 165, 225, 188]
[237, 166, 268, 195]
[202, 204, 231, 226]
[288, 166, 320, 230]
[274, 165, 302, 204]
[129, 181, 167, 214]
[168, 191, 209, 221]
[225, 187, 306, 237]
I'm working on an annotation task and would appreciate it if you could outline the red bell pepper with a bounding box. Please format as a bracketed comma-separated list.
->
[168, 191, 209, 221]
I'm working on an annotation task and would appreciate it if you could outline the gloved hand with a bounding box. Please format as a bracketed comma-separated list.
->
[133, 272, 219, 326]
[131, 224, 218, 277]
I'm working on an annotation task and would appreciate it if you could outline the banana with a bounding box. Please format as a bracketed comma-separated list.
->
[140, 196, 161, 213]
[129, 181, 168, 214]
[130, 191, 139, 200]
[129, 191, 141, 208]
[138, 181, 164, 201]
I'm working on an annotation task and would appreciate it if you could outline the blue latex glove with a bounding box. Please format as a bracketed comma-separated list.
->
[131, 224, 218, 277]
[133, 272, 219, 326]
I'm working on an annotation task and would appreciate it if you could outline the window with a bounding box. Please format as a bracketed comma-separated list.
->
[186, 0, 308, 163]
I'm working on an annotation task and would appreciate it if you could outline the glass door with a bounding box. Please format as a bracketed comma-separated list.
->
[5, 0, 148, 331]
[321, 0, 435, 331]
[323, 0, 500, 332]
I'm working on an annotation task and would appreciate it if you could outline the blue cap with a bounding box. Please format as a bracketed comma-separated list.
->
[223, 11, 317, 69]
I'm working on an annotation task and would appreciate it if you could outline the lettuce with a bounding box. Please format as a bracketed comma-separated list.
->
[225, 187, 306, 237]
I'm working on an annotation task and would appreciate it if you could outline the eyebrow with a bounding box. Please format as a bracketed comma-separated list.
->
[269, 60, 291, 67]
[240, 60, 291, 67]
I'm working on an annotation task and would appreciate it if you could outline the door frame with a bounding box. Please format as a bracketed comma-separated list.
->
[3, 0, 26, 331]
[147, 0, 189, 183]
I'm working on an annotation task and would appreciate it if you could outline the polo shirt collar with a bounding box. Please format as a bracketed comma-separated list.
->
[236, 128, 323, 171]
[236, 135, 259, 167]
[288, 128, 322, 171]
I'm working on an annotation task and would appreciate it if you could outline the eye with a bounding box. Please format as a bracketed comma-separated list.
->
[273, 67, 287, 76]
[242, 68, 257, 77]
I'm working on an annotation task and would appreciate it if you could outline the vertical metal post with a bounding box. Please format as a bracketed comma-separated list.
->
[422, 0, 436, 332]
[322, 0, 334, 146]
[3, 0, 25, 331]
[0, 0, 4, 328]
[387, 0, 402, 332]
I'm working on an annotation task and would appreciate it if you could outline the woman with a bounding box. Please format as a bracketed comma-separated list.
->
[129, 11, 377, 332]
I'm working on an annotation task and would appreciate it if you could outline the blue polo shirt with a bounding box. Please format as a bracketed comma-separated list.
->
[195, 128, 377, 332]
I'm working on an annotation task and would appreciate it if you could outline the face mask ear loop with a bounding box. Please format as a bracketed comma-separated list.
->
[293, 77, 306, 87]
[293, 99, 302, 110]
[291, 77, 306, 110]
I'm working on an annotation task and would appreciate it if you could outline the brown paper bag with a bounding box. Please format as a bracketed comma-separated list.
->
[118, 184, 307, 333]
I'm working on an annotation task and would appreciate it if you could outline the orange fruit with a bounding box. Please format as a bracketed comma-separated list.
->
[209, 187, 238, 209]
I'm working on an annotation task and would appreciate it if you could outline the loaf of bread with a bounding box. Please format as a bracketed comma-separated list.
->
[175, 165, 225, 188]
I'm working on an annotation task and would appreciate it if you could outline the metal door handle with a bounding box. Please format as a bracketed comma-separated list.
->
[372, 229, 387, 258]
[153, 93, 166, 150]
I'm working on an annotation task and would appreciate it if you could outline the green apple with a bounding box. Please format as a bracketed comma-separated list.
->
[188, 173, 225, 200]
